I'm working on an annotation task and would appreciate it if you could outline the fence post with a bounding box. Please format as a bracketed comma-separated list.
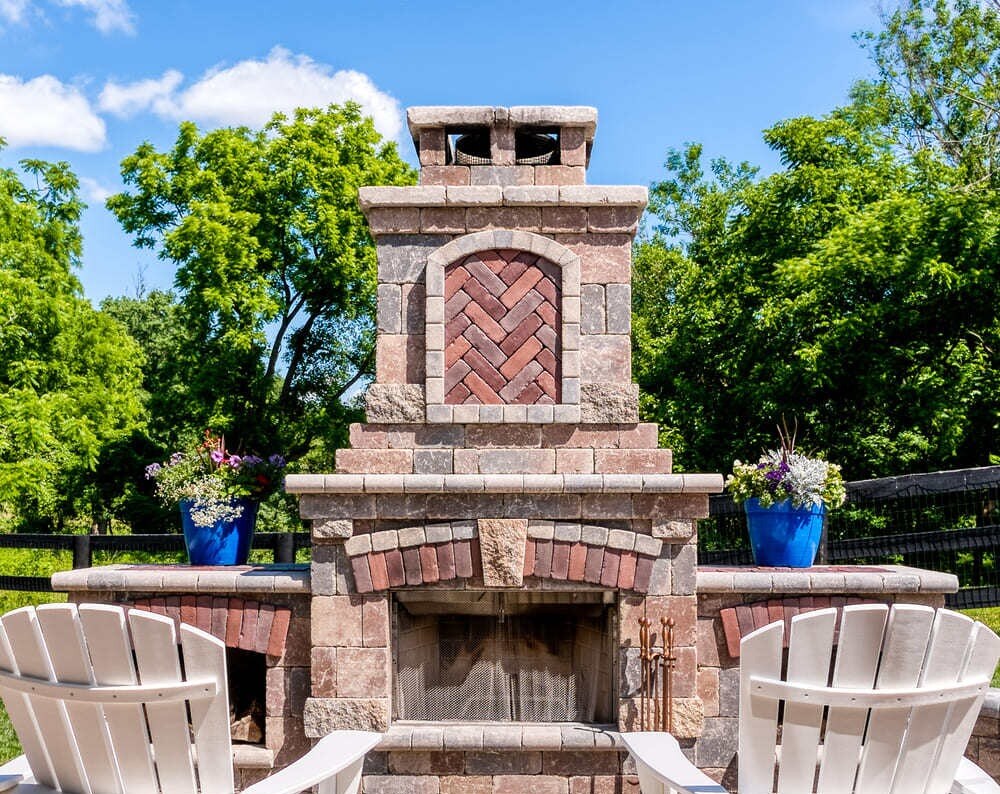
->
[275, 533, 295, 564]
[72, 535, 92, 570]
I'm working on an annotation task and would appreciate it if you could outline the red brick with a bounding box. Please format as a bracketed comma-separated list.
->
[254, 603, 275, 654]
[196, 595, 212, 633]
[267, 606, 291, 657]
[465, 370, 503, 403]
[148, 597, 166, 617]
[512, 381, 544, 405]
[719, 608, 742, 659]
[751, 601, 770, 630]
[436, 542, 456, 580]
[500, 267, 544, 308]
[351, 555, 374, 594]
[225, 598, 243, 648]
[445, 334, 472, 367]
[369, 552, 390, 591]
[618, 550, 637, 590]
[464, 300, 507, 343]
[584, 546, 605, 584]
[533, 540, 553, 578]
[470, 537, 483, 580]
[445, 307, 471, 342]
[568, 543, 588, 581]
[633, 556, 654, 593]
[499, 336, 543, 380]
[402, 547, 422, 586]
[550, 541, 571, 580]
[523, 538, 536, 577]
[164, 597, 180, 624]
[499, 259, 528, 284]
[464, 348, 506, 393]
[238, 601, 259, 652]
[180, 595, 196, 628]
[385, 549, 405, 587]
[463, 275, 508, 319]
[454, 539, 473, 578]
[211, 597, 228, 642]
[601, 549, 621, 587]
[419, 545, 440, 584]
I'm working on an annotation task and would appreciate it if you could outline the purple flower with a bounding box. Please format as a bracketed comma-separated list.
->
[210, 450, 224, 464]
[227, 455, 242, 468]
[144, 462, 161, 480]
[242, 454, 263, 467]
[169, 452, 184, 465]
[268, 454, 286, 467]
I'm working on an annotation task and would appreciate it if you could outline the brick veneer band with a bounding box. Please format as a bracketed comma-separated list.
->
[127, 596, 292, 657]
[348, 536, 658, 594]
[445, 249, 561, 405]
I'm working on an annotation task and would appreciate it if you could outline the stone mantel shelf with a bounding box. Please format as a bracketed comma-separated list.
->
[697, 564, 958, 595]
[51, 563, 310, 594]
[286, 472, 723, 495]
[380, 721, 624, 752]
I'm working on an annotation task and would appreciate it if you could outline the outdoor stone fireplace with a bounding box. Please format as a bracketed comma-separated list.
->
[286, 105, 723, 793]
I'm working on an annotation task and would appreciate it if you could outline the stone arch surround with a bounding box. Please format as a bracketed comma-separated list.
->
[424, 230, 581, 422]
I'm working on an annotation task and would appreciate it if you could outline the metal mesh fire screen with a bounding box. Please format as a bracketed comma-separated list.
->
[393, 591, 615, 722]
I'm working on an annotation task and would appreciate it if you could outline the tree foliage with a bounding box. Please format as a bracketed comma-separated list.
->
[635, 101, 1000, 477]
[0, 151, 145, 528]
[107, 103, 416, 459]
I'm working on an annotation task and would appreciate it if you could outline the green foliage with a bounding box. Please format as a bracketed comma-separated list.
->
[634, 25, 1000, 478]
[107, 104, 417, 468]
[0, 152, 146, 529]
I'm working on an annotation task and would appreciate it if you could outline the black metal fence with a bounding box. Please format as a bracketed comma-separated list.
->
[699, 466, 1000, 609]
[0, 532, 313, 593]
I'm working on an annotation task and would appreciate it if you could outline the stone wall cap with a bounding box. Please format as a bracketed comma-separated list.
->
[286, 472, 721, 495]
[696, 564, 959, 595]
[51, 564, 311, 594]
[359, 183, 647, 209]
[407, 106, 598, 139]
[384, 720, 622, 751]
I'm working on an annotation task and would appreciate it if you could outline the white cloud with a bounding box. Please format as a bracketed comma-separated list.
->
[54, 0, 133, 34]
[124, 48, 403, 141]
[0, 0, 31, 24]
[79, 176, 112, 203]
[99, 69, 182, 118]
[0, 74, 105, 150]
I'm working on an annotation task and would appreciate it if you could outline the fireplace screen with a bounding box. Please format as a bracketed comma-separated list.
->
[393, 592, 615, 722]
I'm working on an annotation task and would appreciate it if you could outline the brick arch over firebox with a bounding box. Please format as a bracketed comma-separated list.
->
[424, 230, 581, 422]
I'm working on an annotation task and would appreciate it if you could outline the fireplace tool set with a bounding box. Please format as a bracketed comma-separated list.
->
[638, 616, 676, 732]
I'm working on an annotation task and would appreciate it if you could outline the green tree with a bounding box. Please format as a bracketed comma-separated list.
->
[107, 103, 416, 460]
[0, 150, 145, 530]
[634, 113, 1000, 478]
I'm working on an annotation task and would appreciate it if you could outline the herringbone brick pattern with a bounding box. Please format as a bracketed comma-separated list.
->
[444, 249, 561, 405]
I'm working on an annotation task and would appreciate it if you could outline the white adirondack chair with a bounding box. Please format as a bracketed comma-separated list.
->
[0, 603, 380, 794]
[623, 604, 1000, 794]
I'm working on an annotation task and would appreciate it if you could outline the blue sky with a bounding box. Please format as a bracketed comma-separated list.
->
[1, 0, 880, 303]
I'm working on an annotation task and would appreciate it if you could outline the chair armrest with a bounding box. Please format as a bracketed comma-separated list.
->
[952, 757, 1000, 794]
[242, 731, 382, 794]
[621, 732, 728, 794]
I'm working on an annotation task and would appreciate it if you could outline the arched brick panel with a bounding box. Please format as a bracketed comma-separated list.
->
[444, 249, 561, 405]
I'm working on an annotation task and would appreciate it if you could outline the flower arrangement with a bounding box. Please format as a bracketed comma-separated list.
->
[726, 424, 846, 510]
[145, 431, 286, 528]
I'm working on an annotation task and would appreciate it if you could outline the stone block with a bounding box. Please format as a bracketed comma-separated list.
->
[477, 449, 556, 474]
[300, 494, 376, 520]
[442, 724, 484, 750]
[313, 518, 353, 539]
[420, 207, 466, 234]
[367, 207, 420, 234]
[652, 519, 696, 540]
[543, 751, 620, 776]
[541, 206, 588, 233]
[466, 752, 542, 775]
[466, 206, 542, 232]
[335, 448, 412, 475]
[470, 166, 534, 186]
[376, 334, 423, 384]
[413, 449, 453, 474]
[534, 165, 586, 185]
[672, 697, 706, 739]
[336, 647, 389, 698]
[580, 336, 631, 382]
[311, 595, 363, 646]
[441, 776, 491, 794]
[557, 234, 631, 283]
[594, 449, 672, 475]
[401, 283, 425, 334]
[493, 775, 570, 794]
[580, 383, 639, 423]
[581, 284, 606, 334]
[560, 127, 588, 167]
[605, 283, 632, 333]
[420, 165, 470, 186]
[365, 384, 425, 423]
[466, 424, 542, 448]
[303, 697, 389, 735]
[588, 205, 642, 234]
[694, 716, 737, 767]
[362, 775, 439, 794]
[375, 234, 451, 283]
[310, 647, 337, 697]
[418, 127, 447, 166]
[387, 751, 464, 776]
[556, 448, 594, 473]
[478, 518, 528, 586]
[377, 284, 402, 333]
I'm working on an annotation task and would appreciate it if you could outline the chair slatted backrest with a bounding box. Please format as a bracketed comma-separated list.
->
[739, 603, 1000, 794]
[0, 603, 234, 794]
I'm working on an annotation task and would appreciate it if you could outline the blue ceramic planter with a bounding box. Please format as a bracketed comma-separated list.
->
[744, 497, 825, 567]
[179, 498, 258, 565]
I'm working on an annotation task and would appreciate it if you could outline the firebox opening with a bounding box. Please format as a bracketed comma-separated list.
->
[226, 647, 266, 744]
[393, 591, 615, 723]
